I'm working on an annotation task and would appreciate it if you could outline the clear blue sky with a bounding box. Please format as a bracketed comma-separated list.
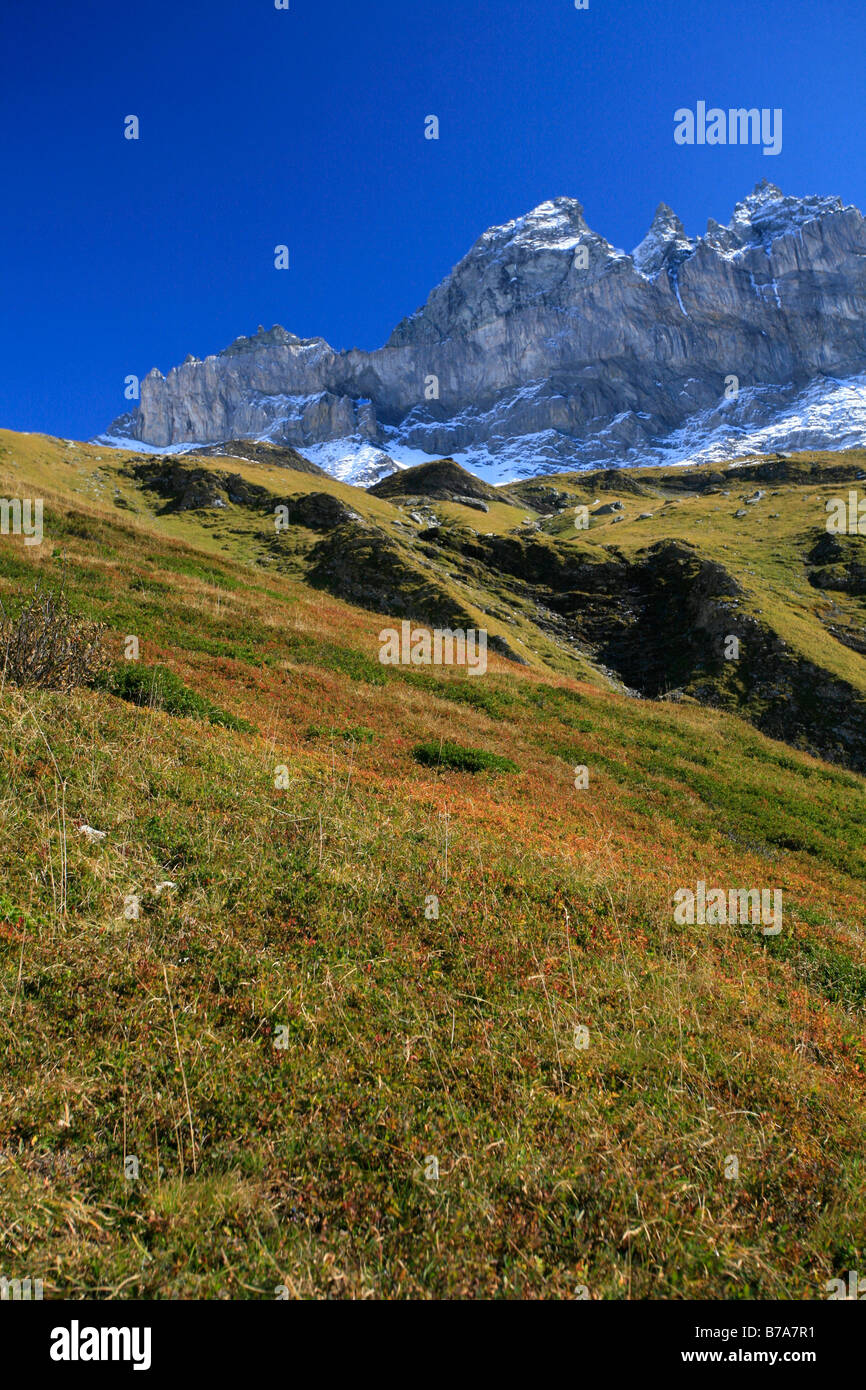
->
[1, 0, 864, 440]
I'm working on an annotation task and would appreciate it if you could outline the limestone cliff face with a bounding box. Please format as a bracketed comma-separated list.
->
[104, 182, 866, 477]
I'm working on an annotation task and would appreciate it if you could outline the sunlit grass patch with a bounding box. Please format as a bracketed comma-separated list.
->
[96, 662, 255, 733]
[411, 739, 519, 773]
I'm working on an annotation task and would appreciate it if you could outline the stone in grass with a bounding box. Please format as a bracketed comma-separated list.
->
[78, 823, 107, 844]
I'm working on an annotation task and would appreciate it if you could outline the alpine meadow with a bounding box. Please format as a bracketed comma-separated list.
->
[2, 0, 866, 1336]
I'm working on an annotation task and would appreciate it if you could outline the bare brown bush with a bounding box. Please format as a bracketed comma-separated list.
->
[0, 584, 111, 692]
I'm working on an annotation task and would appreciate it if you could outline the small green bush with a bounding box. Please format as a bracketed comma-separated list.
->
[411, 740, 518, 774]
[97, 662, 254, 733]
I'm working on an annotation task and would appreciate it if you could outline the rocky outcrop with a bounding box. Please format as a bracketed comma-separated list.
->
[128, 460, 274, 513]
[419, 527, 866, 771]
[192, 439, 327, 476]
[305, 523, 476, 630]
[368, 458, 502, 504]
[284, 492, 363, 530]
[807, 532, 866, 595]
[104, 183, 866, 482]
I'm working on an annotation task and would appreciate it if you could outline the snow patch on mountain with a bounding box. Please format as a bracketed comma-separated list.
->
[646, 373, 866, 469]
[307, 374, 866, 487]
[298, 438, 407, 488]
[92, 434, 201, 455]
[95, 373, 866, 487]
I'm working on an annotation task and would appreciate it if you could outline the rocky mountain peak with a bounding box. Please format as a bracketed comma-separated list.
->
[733, 179, 784, 215]
[387, 195, 626, 345]
[368, 456, 500, 503]
[476, 196, 591, 254]
[221, 324, 307, 357]
[721, 181, 848, 254]
[632, 202, 696, 278]
[101, 185, 866, 485]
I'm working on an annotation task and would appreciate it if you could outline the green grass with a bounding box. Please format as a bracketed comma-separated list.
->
[412, 739, 519, 773]
[0, 429, 865, 1300]
[155, 554, 243, 590]
[304, 722, 376, 743]
[285, 635, 389, 685]
[759, 928, 866, 1012]
[398, 669, 518, 719]
[96, 662, 255, 733]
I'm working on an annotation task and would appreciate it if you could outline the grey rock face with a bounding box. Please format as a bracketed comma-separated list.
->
[104, 182, 866, 476]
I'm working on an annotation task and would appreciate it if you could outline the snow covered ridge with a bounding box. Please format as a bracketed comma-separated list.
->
[300, 374, 866, 485]
[463, 373, 866, 483]
[97, 375, 866, 488]
[100, 182, 866, 482]
[632, 181, 850, 279]
[278, 373, 866, 484]
[99, 385, 866, 494]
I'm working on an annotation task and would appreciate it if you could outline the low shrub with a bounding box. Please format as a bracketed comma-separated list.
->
[411, 739, 518, 773]
[97, 662, 254, 732]
[0, 585, 111, 692]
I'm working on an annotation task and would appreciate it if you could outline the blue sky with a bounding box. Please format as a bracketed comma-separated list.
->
[1, 0, 864, 440]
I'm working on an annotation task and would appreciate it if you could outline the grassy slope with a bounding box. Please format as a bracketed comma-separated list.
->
[539, 456, 866, 696]
[0, 431, 864, 1299]
[0, 432, 546, 671]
